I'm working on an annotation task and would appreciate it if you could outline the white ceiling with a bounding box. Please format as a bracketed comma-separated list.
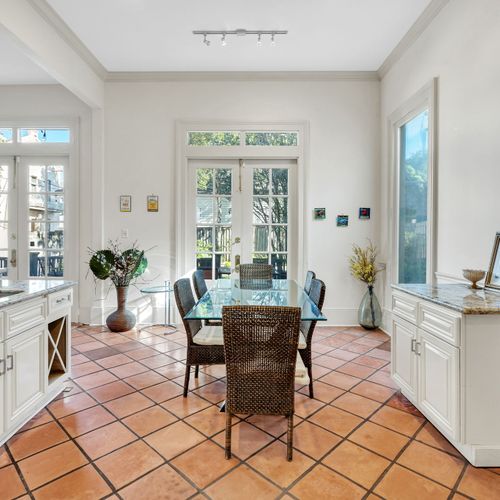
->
[0, 25, 55, 84]
[46, 0, 432, 72]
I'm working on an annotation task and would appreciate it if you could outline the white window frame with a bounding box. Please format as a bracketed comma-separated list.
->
[388, 79, 437, 285]
[175, 121, 309, 281]
[0, 117, 79, 284]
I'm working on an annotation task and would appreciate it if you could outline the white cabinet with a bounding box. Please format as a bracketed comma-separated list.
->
[391, 316, 418, 401]
[391, 286, 500, 466]
[0, 285, 73, 446]
[0, 343, 4, 436]
[419, 330, 459, 440]
[4, 325, 46, 429]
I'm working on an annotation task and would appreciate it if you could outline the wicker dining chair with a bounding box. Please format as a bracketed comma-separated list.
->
[304, 270, 316, 295]
[222, 305, 301, 461]
[174, 278, 225, 396]
[299, 278, 326, 398]
[239, 263, 273, 289]
[192, 270, 222, 326]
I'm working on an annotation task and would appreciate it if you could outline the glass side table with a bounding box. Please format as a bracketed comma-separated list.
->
[140, 280, 177, 334]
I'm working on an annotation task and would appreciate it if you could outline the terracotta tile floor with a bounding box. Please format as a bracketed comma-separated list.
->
[1, 324, 499, 499]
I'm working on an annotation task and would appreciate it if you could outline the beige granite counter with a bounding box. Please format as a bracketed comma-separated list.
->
[0, 280, 76, 309]
[392, 283, 500, 314]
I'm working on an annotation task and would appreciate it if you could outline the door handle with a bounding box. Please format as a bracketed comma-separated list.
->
[6, 355, 14, 371]
[234, 254, 241, 271]
[9, 249, 16, 268]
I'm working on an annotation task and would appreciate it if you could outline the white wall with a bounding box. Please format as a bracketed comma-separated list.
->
[103, 79, 380, 324]
[380, 0, 500, 328]
[0, 84, 93, 318]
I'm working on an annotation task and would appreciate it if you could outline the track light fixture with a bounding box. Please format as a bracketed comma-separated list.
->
[193, 29, 287, 47]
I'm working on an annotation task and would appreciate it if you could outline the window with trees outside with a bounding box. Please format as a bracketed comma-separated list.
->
[398, 109, 429, 284]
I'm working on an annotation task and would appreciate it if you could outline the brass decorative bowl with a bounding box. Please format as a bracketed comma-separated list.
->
[462, 269, 486, 289]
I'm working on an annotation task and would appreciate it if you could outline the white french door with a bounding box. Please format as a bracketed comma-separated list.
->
[0, 156, 68, 280]
[188, 158, 296, 281]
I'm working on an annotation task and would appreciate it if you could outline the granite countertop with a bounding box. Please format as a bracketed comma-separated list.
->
[392, 283, 500, 314]
[0, 280, 76, 310]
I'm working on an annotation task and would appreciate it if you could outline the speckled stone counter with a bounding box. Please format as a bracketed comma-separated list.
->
[392, 283, 500, 314]
[0, 280, 76, 309]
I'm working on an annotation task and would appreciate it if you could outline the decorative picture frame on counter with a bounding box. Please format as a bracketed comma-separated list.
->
[485, 232, 500, 291]
[120, 195, 132, 212]
[147, 195, 159, 212]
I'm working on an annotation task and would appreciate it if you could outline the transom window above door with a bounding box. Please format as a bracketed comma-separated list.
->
[187, 130, 298, 147]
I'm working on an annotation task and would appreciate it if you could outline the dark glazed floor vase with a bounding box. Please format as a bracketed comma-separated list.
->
[358, 285, 382, 330]
[106, 286, 136, 332]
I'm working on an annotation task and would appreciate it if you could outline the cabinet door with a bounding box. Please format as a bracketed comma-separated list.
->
[419, 330, 459, 440]
[5, 326, 46, 428]
[391, 315, 418, 401]
[0, 343, 4, 436]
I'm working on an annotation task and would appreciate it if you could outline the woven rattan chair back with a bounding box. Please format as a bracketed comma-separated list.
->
[192, 270, 208, 301]
[304, 270, 316, 295]
[222, 305, 300, 460]
[174, 278, 225, 397]
[299, 278, 326, 398]
[239, 263, 273, 289]
[174, 278, 202, 344]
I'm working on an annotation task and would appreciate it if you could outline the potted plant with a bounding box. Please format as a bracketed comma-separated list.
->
[349, 240, 382, 330]
[89, 241, 148, 332]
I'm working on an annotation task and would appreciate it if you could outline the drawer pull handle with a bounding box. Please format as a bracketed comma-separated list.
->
[411, 339, 416, 352]
[6, 355, 14, 371]
[0, 359, 5, 376]
[56, 297, 67, 304]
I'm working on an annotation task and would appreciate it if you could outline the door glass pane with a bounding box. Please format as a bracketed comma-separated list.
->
[252, 253, 269, 264]
[0, 164, 8, 277]
[253, 169, 269, 195]
[216, 197, 231, 223]
[271, 226, 287, 252]
[253, 226, 269, 252]
[196, 198, 214, 223]
[272, 169, 288, 195]
[272, 197, 288, 223]
[0, 222, 7, 248]
[215, 169, 231, 195]
[196, 167, 232, 280]
[271, 254, 287, 279]
[197, 169, 213, 194]
[27, 162, 65, 278]
[253, 197, 269, 224]
[0, 129, 13, 143]
[0, 165, 8, 190]
[0, 250, 8, 277]
[29, 166, 46, 191]
[399, 110, 429, 284]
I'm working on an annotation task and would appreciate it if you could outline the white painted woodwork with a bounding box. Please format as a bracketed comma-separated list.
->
[391, 289, 500, 466]
[419, 330, 459, 440]
[4, 325, 45, 428]
[4, 299, 46, 340]
[0, 287, 73, 446]
[391, 315, 418, 401]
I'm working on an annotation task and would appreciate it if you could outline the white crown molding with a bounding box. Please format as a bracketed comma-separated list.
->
[377, 0, 451, 79]
[105, 71, 380, 83]
[27, 0, 107, 80]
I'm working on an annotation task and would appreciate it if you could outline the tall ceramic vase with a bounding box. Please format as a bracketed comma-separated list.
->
[106, 286, 136, 332]
[358, 285, 382, 330]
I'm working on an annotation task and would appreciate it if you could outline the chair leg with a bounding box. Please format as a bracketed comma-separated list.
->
[287, 414, 293, 461]
[225, 411, 232, 459]
[183, 364, 191, 397]
[308, 365, 314, 399]
[195, 365, 199, 378]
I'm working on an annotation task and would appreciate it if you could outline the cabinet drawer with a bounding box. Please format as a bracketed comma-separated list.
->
[392, 292, 418, 324]
[418, 302, 461, 346]
[5, 299, 46, 339]
[48, 289, 73, 316]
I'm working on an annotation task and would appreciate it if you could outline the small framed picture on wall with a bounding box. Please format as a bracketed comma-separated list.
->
[313, 208, 326, 220]
[120, 195, 132, 212]
[147, 195, 159, 212]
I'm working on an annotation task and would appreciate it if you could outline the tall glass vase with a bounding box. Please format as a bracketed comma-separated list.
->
[358, 285, 382, 330]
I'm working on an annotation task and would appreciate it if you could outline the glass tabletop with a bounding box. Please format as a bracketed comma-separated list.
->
[184, 279, 327, 321]
[141, 285, 174, 294]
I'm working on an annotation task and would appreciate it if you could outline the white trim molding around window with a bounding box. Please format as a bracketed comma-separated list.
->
[388, 79, 437, 285]
[175, 121, 309, 283]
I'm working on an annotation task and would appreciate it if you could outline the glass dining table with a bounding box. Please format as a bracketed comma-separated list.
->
[185, 279, 327, 322]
